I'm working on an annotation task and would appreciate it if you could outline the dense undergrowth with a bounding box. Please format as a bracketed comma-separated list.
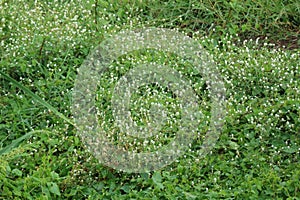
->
[0, 0, 299, 199]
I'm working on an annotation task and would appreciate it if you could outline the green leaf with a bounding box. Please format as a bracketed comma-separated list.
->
[0, 130, 52, 156]
[12, 169, 22, 177]
[229, 141, 239, 150]
[152, 172, 164, 189]
[50, 171, 59, 179]
[282, 146, 298, 154]
[152, 171, 162, 183]
[120, 184, 130, 193]
[0, 131, 33, 156]
[47, 182, 61, 196]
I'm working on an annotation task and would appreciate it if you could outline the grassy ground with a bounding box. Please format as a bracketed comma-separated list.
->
[0, 0, 299, 199]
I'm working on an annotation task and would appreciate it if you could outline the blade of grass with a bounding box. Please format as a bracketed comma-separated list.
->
[0, 131, 33, 156]
[0, 71, 75, 126]
[0, 130, 53, 156]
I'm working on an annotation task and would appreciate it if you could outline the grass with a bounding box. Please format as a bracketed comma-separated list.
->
[0, 0, 299, 199]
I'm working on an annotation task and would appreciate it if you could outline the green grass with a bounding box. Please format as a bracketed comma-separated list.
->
[1, 0, 299, 199]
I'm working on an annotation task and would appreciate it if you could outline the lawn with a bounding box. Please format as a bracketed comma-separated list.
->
[0, 0, 299, 199]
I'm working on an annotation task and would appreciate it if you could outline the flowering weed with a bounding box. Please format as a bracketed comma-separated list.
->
[0, 0, 299, 199]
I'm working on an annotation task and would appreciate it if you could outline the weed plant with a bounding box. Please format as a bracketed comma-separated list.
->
[0, 0, 299, 199]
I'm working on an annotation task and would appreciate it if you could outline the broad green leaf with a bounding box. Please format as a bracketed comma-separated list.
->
[47, 182, 61, 196]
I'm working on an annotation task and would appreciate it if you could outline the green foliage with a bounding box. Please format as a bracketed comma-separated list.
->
[0, 0, 299, 199]
[141, 0, 300, 38]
